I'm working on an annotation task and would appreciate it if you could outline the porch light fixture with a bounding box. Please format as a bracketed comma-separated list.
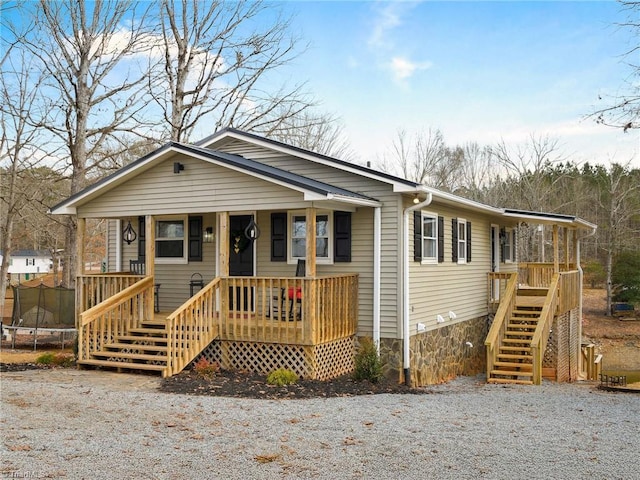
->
[173, 162, 184, 174]
[122, 221, 137, 245]
[413, 194, 420, 204]
[203, 227, 214, 243]
[244, 218, 260, 241]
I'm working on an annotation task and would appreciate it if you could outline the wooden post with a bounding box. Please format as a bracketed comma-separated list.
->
[564, 227, 570, 271]
[218, 212, 229, 276]
[572, 229, 578, 270]
[145, 215, 155, 316]
[76, 217, 86, 329]
[305, 208, 317, 343]
[553, 225, 559, 274]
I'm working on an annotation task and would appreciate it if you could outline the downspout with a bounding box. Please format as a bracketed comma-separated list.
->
[402, 193, 433, 386]
[576, 226, 597, 378]
[373, 206, 381, 354]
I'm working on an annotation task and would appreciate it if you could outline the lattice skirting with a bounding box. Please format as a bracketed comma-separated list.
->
[543, 308, 580, 381]
[195, 336, 355, 380]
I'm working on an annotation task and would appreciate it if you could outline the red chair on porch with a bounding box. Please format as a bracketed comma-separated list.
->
[286, 259, 305, 320]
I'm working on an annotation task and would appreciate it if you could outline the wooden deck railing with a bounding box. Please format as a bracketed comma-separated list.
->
[219, 274, 358, 345]
[77, 276, 154, 362]
[77, 273, 143, 325]
[487, 272, 514, 313]
[485, 273, 518, 380]
[165, 277, 222, 376]
[518, 262, 576, 288]
[557, 270, 580, 314]
[530, 274, 560, 385]
[580, 344, 602, 381]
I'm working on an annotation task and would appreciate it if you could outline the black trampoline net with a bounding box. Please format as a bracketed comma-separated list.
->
[11, 284, 75, 329]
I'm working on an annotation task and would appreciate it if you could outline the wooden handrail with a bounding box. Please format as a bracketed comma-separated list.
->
[77, 276, 154, 363]
[530, 274, 560, 384]
[485, 273, 518, 380]
[165, 277, 221, 376]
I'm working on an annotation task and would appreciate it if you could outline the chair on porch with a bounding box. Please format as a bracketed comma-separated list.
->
[286, 259, 305, 320]
[129, 260, 161, 313]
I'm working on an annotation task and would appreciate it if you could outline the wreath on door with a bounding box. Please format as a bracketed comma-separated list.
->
[231, 230, 251, 254]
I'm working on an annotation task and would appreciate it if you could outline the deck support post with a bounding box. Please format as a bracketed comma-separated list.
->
[218, 212, 229, 276]
[76, 217, 86, 328]
[552, 225, 559, 274]
[145, 215, 155, 316]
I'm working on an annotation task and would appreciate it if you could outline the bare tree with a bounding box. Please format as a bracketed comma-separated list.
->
[268, 111, 355, 161]
[379, 128, 464, 190]
[13, 0, 153, 287]
[588, 1, 639, 132]
[151, 0, 315, 142]
[0, 45, 52, 320]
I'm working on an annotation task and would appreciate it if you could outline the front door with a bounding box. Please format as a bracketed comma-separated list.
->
[229, 214, 255, 310]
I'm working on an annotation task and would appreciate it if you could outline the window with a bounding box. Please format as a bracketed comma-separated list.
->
[502, 228, 516, 263]
[26, 258, 35, 266]
[421, 213, 437, 262]
[289, 212, 331, 263]
[155, 217, 187, 263]
[457, 219, 467, 263]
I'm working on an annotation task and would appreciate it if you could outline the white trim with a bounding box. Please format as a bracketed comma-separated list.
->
[457, 218, 467, 264]
[419, 211, 438, 265]
[373, 207, 381, 354]
[154, 215, 188, 264]
[115, 219, 122, 272]
[287, 210, 333, 265]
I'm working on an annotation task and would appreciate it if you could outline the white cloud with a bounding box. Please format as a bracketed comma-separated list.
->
[388, 56, 431, 83]
[368, 3, 403, 48]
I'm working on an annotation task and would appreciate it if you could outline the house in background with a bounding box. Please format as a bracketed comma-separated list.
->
[49, 128, 596, 386]
[0, 250, 53, 283]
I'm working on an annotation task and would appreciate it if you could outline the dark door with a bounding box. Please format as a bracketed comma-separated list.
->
[229, 215, 255, 310]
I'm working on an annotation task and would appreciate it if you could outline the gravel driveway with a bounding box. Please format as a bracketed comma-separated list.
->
[1, 369, 638, 479]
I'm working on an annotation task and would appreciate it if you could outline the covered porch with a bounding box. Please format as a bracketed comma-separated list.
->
[74, 209, 361, 378]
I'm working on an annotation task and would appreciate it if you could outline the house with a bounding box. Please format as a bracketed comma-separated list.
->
[0, 250, 53, 283]
[49, 128, 596, 386]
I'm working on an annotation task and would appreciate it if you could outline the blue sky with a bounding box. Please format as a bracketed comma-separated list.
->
[271, 0, 639, 167]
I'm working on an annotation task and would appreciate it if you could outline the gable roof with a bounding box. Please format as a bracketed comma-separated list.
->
[197, 127, 424, 193]
[49, 141, 380, 215]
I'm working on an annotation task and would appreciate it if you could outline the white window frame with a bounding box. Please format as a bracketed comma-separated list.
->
[155, 215, 188, 264]
[288, 211, 333, 264]
[457, 218, 467, 264]
[421, 212, 438, 264]
[503, 228, 516, 263]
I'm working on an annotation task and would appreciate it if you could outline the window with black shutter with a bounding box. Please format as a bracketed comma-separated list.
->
[271, 212, 287, 261]
[334, 211, 352, 262]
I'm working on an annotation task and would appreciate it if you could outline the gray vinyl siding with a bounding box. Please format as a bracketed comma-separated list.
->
[106, 219, 117, 272]
[408, 202, 497, 335]
[76, 155, 305, 218]
[216, 144, 403, 339]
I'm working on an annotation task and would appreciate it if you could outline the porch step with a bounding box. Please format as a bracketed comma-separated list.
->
[500, 346, 532, 353]
[488, 378, 534, 385]
[117, 335, 168, 344]
[515, 296, 545, 308]
[497, 353, 532, 361]
[128, 327, 168, 336]
[77, 359, 166, 373]
[505, 330, 534, 337]
[512, 308, 542, 316]
[490, 369, 534, 378]
[92, 351, 168, 362]
[493, 361, 533, 370]
[141, 320, 167, 328]
[507, 323, 537, 330]
[104, 342, 168, 352]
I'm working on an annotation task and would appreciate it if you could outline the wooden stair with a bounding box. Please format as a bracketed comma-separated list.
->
[78, 319, 171, 375]
[488, 290, 544, 385]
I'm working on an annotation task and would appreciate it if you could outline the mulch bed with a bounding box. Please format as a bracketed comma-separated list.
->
[160, 369, 433, 400]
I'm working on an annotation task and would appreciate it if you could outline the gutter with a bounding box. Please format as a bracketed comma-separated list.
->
[576, 224, 597, 379]
[402, 192, 433, 386]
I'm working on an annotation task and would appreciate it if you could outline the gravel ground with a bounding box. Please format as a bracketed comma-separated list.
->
[1, 369, 638, 480]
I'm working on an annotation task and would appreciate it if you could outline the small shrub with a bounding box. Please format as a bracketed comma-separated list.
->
[266, 368, 299, 386]
[35, 352, 75, 367]
[193, 358, 220, 378]
[353, 337, 383, 384]
[35, 352, 56, 365]
[72, 335, 79, 359]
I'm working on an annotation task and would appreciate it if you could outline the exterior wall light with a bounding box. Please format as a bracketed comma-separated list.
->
[122, 221, 137, 245]
[203, 227, 214, 243]
[244, 218, 260, 241]
[173, 162, 184, 173]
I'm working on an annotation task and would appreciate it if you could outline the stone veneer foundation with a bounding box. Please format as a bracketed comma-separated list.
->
[378, 316, 490, 387]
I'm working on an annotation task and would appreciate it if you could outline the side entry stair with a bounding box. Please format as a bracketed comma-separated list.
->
[488, 289, 545, 385]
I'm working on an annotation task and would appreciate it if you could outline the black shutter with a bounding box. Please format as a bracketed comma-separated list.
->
[271, 212, 287, 261]
[500, 227, 506, 263]
[466, 221, 472, 262]
[451, 218, 458, 263]
[437, 216, 444, 263]
[137, 216, 145, 260]
[334, 211, 352, 262]
[413, 211, 422, 261]
[188, 216, 203, 262]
